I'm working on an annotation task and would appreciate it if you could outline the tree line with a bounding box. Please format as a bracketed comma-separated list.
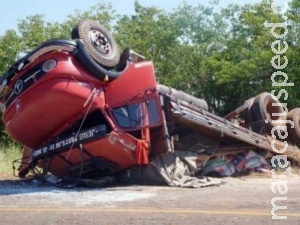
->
[0, 0, 298, 144]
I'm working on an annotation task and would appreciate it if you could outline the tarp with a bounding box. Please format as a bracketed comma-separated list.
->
[130, 151, 223, 188]
[130, 149, 270, 188]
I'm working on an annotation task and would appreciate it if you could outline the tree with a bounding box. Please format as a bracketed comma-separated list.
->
[283, 0, 300, 108]
[0, 30, 23, 145]
[63, 2, 117, 35]
[202, 0, 291, 114]
[115, 1, 179, 81]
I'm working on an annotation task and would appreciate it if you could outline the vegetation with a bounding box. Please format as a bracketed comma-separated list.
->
[0, 0, 298, 171]
[0, 144, 22, 175]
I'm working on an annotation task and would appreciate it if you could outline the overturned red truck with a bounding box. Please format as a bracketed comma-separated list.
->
[0, 20, 299, 187]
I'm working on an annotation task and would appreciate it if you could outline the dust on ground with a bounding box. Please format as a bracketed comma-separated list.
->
[0, 171, 299, 225]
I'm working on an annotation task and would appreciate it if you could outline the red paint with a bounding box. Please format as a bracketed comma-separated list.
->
[2, 49, 164, 178]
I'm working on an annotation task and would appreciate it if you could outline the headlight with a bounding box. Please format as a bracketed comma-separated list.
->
[42, 59, 57, 72]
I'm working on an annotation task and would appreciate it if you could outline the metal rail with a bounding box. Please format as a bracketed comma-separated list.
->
[166, 95, 300, 162]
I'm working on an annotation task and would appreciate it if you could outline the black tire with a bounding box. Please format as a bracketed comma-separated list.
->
[116, 47, 130, 71]
[75, 39, 125, 81]
[72, 19, 120, 68]
[156, 84, 208, 111]
[71, 23, 80, 39]
[252, 92, 286, 133]
[287, 108, 300, 147]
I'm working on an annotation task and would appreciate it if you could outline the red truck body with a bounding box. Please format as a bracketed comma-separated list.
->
[1, 20, 299, 185]
[0, 38, 170, 179]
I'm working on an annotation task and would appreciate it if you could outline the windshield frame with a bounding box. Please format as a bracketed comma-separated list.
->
[110, 98, 161, 131]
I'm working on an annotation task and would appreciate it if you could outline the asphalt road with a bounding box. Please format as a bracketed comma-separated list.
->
[0, 176, 299, 225]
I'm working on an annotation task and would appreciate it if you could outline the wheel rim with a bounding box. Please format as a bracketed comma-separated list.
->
[88, 29, 112, 56]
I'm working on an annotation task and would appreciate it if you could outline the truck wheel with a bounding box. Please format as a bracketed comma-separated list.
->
[71, 19, 120, 68]
[287, 108, 300, 146]
[252, 92, 286, 133]
[242, 97, 255, 124]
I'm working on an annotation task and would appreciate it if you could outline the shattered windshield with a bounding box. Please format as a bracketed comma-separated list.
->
[112, 100, 159, 129]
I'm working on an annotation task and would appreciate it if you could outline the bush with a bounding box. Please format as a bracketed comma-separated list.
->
[0, 144, 22, 177]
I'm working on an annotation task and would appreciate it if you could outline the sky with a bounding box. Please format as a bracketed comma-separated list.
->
[0, 0, 287, 35]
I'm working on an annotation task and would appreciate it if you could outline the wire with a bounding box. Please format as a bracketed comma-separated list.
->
[65, 88, 96, 160]
[41, 143, 85, 189]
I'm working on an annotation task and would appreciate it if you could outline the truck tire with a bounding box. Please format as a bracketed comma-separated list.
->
[157, 84, 208, 111]
[71, 19, 120, 68]
[242, 97, 255, 124]
[252, 92, 286, 134]
[287, 108, 300, 147]
[75, 39, 126, 81]
[71, 23, 80, 39]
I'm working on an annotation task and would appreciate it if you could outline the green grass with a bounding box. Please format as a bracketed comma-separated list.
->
[0, 144, 22, 177]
